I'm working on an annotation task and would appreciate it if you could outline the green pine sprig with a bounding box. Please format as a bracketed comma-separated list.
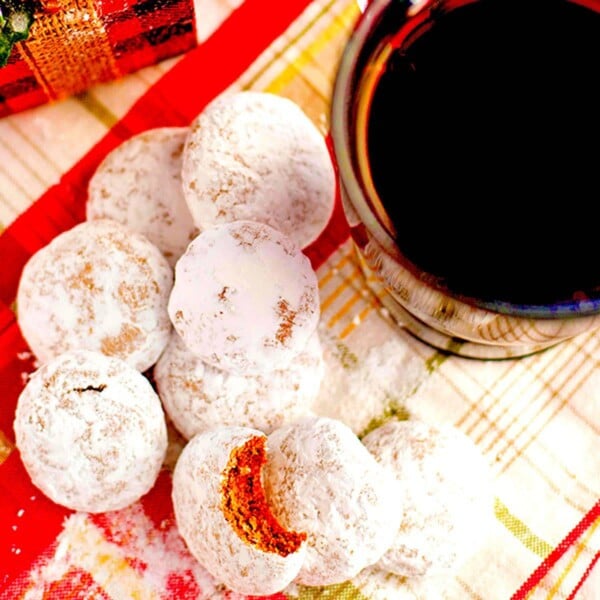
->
[0, 1, 36, 67]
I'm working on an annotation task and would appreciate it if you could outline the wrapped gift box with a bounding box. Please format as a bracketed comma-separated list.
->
[0, 0, 197, 117]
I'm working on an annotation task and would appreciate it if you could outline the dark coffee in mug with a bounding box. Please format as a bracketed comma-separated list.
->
[357, 0, 600, 308]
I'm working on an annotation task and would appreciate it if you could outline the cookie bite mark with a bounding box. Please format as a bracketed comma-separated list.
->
[221, 436, 306, 557]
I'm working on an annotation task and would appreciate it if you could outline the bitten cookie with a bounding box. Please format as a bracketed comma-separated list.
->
[86, 127, 198, 267]
[17, 219, 172, 372]
[172, 426, 307, 595]
[154, 331, 324, 439]
[181, 91, 336, 249]
[168, 220, 320, 375]
[263, 416, 402, 586]
[14, 350, 167, 513]
[362, 420, 494, 577]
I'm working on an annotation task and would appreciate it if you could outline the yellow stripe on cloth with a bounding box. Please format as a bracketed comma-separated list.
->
[264, 0, 361, 95]
[494, 498, 553, 559]
[75, 92, 120, 130]
[318, 255, 352, 289]
[244, 0, 359, 93]
[320, 274, 359, 312]
[297, 581, 371, 599]
[327, 291, 362, 328]
[339, 304, 374, 338]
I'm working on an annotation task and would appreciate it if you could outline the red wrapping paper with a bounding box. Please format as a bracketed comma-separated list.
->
[0, 0, 197, 117]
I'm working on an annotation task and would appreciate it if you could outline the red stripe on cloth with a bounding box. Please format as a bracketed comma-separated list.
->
[42, 566, 112, 599]
[566, 551, 600, 600]
[139, 469, 176, 532]
[0, 453, 72, 591]
[511, 499, 600, 600]
[164, 570, 202, 599]
[0, 324, 35, 441]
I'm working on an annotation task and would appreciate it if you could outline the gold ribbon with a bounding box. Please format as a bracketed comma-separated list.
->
[16, 0, 120, 100]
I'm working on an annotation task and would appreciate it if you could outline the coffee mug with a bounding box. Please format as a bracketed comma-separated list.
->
[330, 0, 600, 358]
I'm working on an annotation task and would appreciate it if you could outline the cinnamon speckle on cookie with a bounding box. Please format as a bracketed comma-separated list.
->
[87, 127, 198, 266]
[14, 350, 167, 513]
[263, 416, 402, 586]
[17, 219, 172, 372]
[154, 331, 324, 439]
[168, 220, 320, 375]
[362, 420, 494, 577]
[181, 91, 336, 249]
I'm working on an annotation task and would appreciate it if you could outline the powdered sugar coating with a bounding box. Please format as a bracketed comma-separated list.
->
[181, 91, 336, 249]
[17, 219, 172, 372]
[14, 350, 167, 513]
[263, 416, 402, 586]
[362, 420, 494, 577]
[87, 127, 198, 267]
[154, 331, 324, 439]
[172, 427, 307, 595]
[168, 220, 320, 375]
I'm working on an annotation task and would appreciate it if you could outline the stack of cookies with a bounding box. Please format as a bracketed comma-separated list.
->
[12, 91, 494, 596]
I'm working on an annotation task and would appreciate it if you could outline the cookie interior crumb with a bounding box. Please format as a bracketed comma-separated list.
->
[221, 436, 306, 556]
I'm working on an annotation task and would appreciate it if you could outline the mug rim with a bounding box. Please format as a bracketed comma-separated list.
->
[330, 0, 600, 320]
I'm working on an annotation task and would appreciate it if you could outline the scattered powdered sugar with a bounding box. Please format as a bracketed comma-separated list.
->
[17, 351, 39, 386]
[20, 502, 229, 599]
[312, 326, 428, 435]
[347, 563, 462, 600]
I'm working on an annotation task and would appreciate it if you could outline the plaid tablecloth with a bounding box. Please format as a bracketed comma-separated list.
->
[0, 1, 599, 598]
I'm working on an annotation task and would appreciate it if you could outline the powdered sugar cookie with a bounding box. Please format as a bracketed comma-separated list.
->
[168, 220, 320, 375]
[154, 331, 324, 439]
[14, 350, 167, 513]
[172, 426, 307, 595]
[362, 420, 494, 577]
[17, 219, 172, 372]
[87, 127, 198, 267]
[181, 91, 336, 249]
[263, 416, 402, 586]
